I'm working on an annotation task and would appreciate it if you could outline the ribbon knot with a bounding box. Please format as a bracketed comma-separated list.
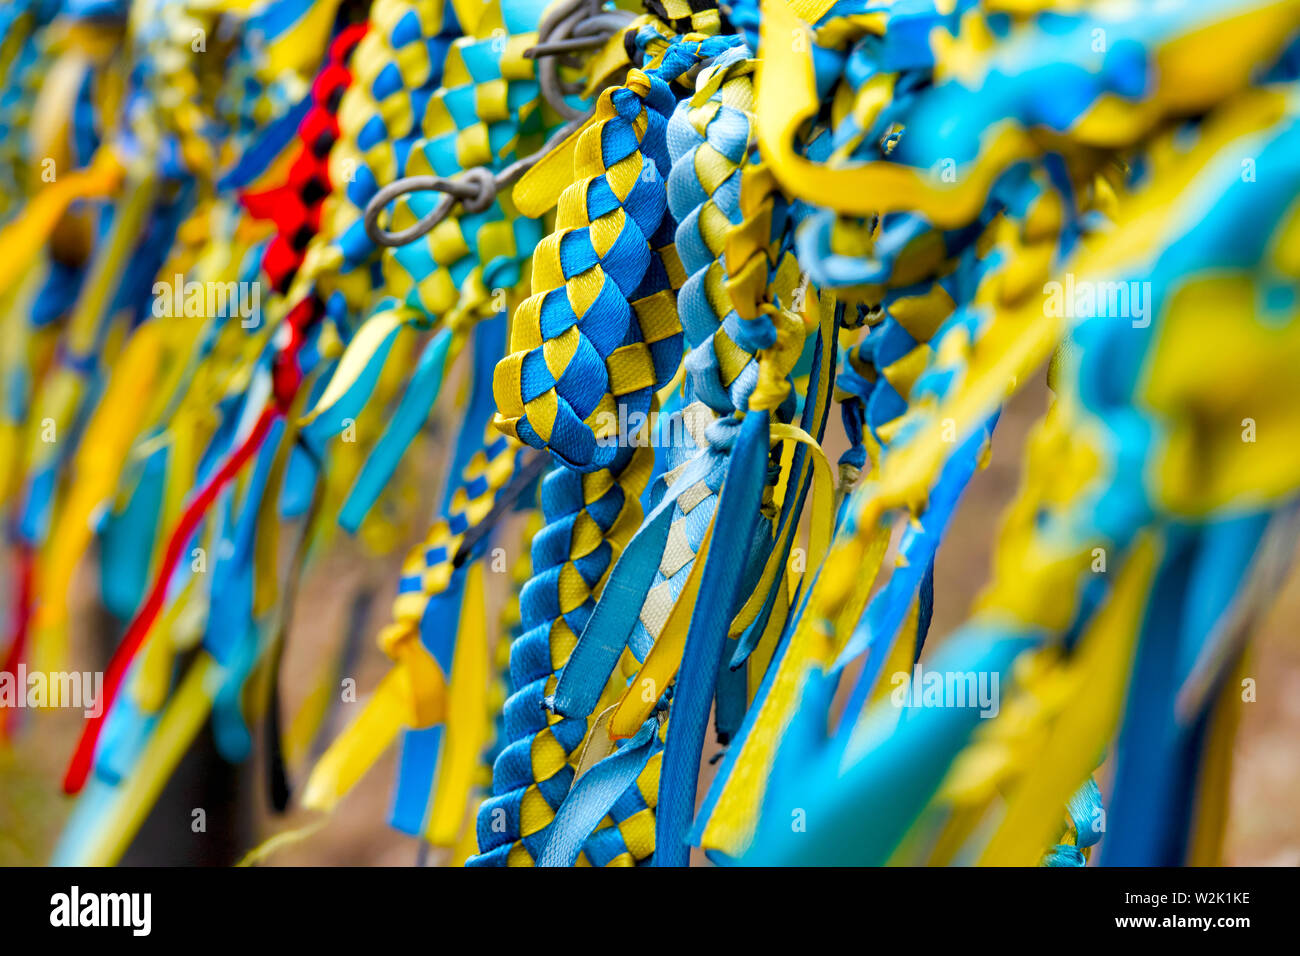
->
[378, 622, 446, 728]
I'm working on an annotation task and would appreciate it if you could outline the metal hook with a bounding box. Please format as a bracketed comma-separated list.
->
[363, 167, 497, 247]
[525, 12, 637, 58]
[363, 3, 636, 249]
[527, 0, 636, 120]
[363, 111, 593, 249]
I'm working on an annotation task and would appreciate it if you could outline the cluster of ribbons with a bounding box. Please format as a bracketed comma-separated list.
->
[1, 0, 1298, 867]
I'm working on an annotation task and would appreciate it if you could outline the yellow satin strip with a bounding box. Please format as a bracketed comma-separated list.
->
[1186, 651, 1249, 866]
[426, 561, 490, 846]
[236, 817, 328, 867]
[512, 112, 601, 219]
[729, 421, 833, 637]
[301, 662, 446, 812]
[758, 0, 1300, 227]
[867, 589, 921, 715]
[285, 660, 338, 768]
[756, 0, 1031, 227]
[769, 422, 834, 578]
[700, 510, 892, 857]
[0, 150, 124, 295]
[977, 532, 1158, 865]
[746, 572, 789, 702]
[264, 0, 345, 76]
[698, 599, 830, 856]
[785, 0, 838, 23]
[31, 322, 162, 674]
[134, 578, 200, 713]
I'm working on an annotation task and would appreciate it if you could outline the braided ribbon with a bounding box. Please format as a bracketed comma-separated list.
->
[493, 66, 683, 471]
[471, 33, 744, 866]
[470, 443, 656, 865]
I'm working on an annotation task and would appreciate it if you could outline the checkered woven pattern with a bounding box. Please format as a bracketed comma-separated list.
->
[666, 43, 763, 413]
[382, 0, 557, 327]
[328, 0, 462, 276]
[382, 422, 529, 678]
[468, 439, 655, 866]
[491, 68, 683, 471]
